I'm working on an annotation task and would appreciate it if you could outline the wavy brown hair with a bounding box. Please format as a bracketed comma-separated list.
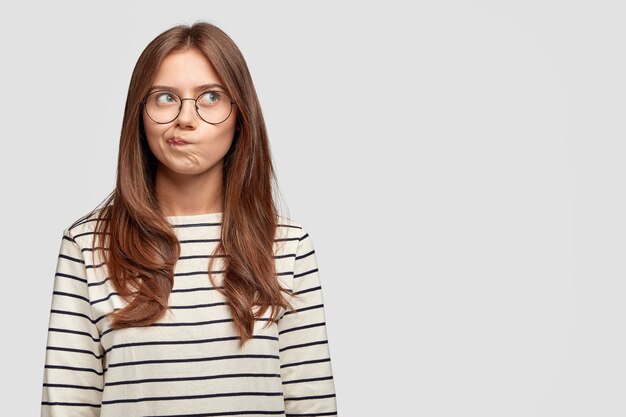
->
[72, 21, 296, 348]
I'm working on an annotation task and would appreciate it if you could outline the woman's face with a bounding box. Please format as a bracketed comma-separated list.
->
[142, 47, 238, 178]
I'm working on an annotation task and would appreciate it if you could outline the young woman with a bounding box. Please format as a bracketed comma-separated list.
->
[40, 21, 337, 417]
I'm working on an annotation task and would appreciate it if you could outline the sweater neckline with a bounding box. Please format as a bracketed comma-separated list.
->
[165, 211, 223, 223]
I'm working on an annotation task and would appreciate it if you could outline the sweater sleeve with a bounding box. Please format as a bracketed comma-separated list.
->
[41, 228, 104, 417]
[277, 225, 338, 416]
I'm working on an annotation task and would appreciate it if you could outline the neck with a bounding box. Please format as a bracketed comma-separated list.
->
[154, 162, 224, 216]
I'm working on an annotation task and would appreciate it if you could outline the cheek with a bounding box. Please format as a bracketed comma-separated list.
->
[142, 113, 166, 154]
[197, 127, 235, 161]
[142, 112, 158, 140]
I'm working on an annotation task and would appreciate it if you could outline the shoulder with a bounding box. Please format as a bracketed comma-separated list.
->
[64, 207, 107, 244]
[275, 214, 308, 238]
[275, 215, 316, 255]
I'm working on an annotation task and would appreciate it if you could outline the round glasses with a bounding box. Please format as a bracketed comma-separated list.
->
[142, 89, 236, 124]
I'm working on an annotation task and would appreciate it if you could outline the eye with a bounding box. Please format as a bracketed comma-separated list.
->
[198, 91, 222, 106]
[154, 92, 177, 104]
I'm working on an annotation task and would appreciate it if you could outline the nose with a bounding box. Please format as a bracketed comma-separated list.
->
[176, 98, 199, 126]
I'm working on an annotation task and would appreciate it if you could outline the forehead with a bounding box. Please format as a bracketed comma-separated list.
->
[151, 48, 225, 91]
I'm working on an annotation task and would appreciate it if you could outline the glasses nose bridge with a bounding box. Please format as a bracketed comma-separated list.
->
[179, 97, 199, 108]
[178, 96, 200, 119]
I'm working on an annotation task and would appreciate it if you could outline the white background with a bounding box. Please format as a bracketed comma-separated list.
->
[1, 1, 625, 415]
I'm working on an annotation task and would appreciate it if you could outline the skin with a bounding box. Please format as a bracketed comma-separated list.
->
[142, 47, 238, 216]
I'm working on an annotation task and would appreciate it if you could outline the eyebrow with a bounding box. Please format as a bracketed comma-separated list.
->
[148, 83, 226, 92]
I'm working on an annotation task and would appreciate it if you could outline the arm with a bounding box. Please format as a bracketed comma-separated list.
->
[41, 228, 104, 417]
[277, 225, 338, 416]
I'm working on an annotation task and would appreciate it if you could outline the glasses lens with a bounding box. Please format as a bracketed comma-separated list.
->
[196, 91, 233, 124]
[144, 91, 181, 123]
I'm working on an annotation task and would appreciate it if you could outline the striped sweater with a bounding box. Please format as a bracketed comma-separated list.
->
[40, 210, 338, 417]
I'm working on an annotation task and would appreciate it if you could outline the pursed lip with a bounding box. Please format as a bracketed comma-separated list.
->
[168, 137, 190, 144]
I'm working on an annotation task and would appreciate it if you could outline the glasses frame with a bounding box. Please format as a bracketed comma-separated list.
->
[141, 89, 237, 125]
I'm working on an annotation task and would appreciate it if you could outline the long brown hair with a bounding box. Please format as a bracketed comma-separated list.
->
[72, 21, 295, 348]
